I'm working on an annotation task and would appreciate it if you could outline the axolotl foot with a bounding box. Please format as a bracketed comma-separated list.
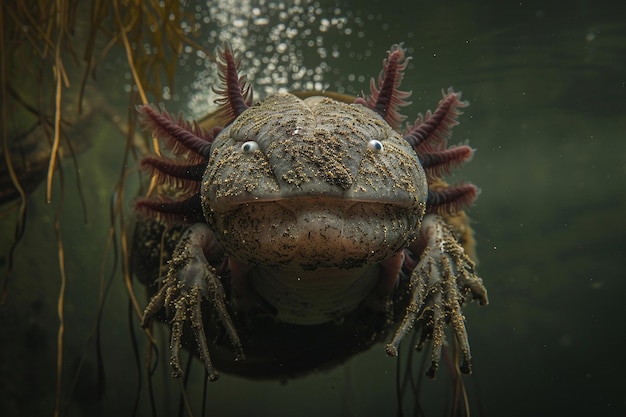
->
[386, 214, 488, 378]
[141, 223, 244, 381]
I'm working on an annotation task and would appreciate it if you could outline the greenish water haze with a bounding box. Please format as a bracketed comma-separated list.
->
[1, 1, 625, 416]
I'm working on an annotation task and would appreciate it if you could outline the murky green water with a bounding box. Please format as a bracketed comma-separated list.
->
[1, 1, 625, 416]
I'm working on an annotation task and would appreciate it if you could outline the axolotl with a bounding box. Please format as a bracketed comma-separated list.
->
[135, 44, 488, 382]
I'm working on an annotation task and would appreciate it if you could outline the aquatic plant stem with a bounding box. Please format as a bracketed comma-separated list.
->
[46, 0, 70, 203]
[116, 104, 146, 322]
[45, 67, 61, 204]
[53, 183, 67, 417]
[0, 2, 28, 303]
[51, 4, 70, 415]
[451, 337, 471, 416]
[112, 0, 148, 105]
[112, 0, 162, 204]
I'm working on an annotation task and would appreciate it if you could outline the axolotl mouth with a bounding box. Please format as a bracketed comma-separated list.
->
[207, 196, 426, 325]
[207, 196, 425, 269]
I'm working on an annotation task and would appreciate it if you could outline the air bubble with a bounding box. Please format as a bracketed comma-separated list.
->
[187, 0, 368, 118]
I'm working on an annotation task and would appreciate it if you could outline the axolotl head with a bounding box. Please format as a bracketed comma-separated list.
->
[201, 92, 428, 269]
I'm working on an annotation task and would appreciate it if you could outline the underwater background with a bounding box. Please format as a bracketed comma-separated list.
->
[1, 0, 624, 416]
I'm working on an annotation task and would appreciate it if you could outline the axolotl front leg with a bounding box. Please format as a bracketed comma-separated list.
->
[386, 214, 488, 378]
[141, 223, 244, 381]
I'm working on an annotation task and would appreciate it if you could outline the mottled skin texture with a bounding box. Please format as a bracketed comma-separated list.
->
[204, 93, 427, 324]
[135, 44, 488, 382]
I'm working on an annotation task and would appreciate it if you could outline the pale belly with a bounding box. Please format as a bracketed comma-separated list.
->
[248, 263, 381, 325]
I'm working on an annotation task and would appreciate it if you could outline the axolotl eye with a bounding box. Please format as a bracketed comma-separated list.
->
[241, 141, 259, 153]
[367, 139, 384, 152]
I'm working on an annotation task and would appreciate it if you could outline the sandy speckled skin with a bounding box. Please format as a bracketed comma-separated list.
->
[203, 94, 426, 268]
[198, 93, 428, 325]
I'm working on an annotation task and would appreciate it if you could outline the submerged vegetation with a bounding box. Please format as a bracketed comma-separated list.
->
[1, 0, 206, 279]
[0, 1, 206, 415]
